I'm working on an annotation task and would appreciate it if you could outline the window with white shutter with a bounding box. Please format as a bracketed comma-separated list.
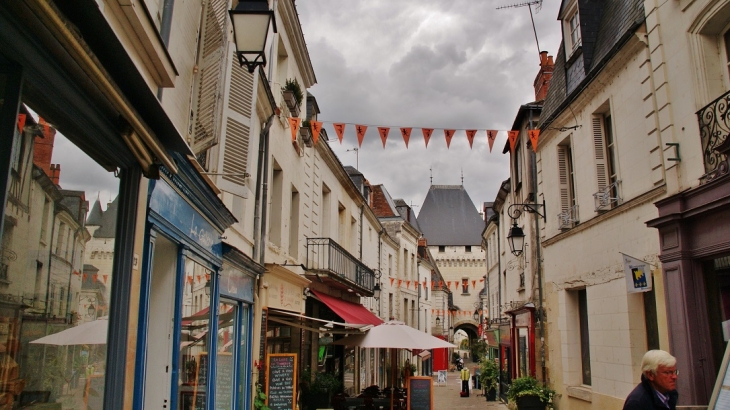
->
[191, 0, 228, 155]
[592, 113, 621, 211]
[557, 142, 578, 229]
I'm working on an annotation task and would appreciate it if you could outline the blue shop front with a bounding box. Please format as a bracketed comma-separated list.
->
[135, 159, 261, 410]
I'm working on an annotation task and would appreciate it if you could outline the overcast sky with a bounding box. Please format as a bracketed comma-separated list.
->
[296, 0, 562, 214]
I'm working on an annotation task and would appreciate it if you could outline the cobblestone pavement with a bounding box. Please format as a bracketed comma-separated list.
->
[432, 370, 508, 410]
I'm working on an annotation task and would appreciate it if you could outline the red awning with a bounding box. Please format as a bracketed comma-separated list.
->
[311, 290, 383, 326]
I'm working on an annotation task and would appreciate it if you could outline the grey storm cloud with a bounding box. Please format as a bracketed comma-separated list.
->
[296, 0, 562, 211]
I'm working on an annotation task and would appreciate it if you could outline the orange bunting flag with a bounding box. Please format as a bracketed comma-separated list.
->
[400, 128, 412, 148]
[487, 130, 498, 152]
[466, 130, 477, 148]
[423, 280, 427, 289]
[438, 281, 443, 289]
[187, 276, 194, 285]
[356, 125, 368, 147]
[83, 273, 88, 281]
[288, 117, 301, 142]
[311, 121, 323, 145]
[205, 274, 211, 281]
[431, 281, 435, 289]
[17, 114, 26, 133]
[480, 278, 484, 282]
[197, 275, 202, 283]
[472, 280, 476, 289]
[378, 127, 390, 148]
[103, 275, 109, 284]
[444, 129, 455, 149]
[92, 274, 98, 283]
[422, 128, 433, 147]
[406, 280, 411, 289]
[397, 279, 403, 288]
[508, 130, 519, 152]
[528, 129, 540, 152]
[447, 281, 451, 289]
[431, 309, 434, 314]
[333, 123, 346, 143]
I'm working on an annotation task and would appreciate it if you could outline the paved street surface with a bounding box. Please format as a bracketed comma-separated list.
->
[432, 370, 508, 410]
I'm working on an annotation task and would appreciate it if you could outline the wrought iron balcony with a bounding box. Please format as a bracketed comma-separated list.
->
[593, 180, 621, 211]
[306, 238, 374, 294]
[697, 89, 730, 183]
[558, 204, 579, 230]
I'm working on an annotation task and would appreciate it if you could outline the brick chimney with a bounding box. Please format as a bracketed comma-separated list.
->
[534, 51, 554, 101]
[33, 123, 59, 183]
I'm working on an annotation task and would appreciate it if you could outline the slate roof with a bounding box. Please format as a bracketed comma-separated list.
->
[87, 198, 104, 225]
[94, 196, 118, 238]
[416, 185, 484, 246]
[541, 0, 645, 129]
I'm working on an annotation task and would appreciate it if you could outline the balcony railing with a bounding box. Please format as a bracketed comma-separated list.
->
[593, 180, 621, 211]
[697, 89, 730, 183]
[306, 238, 374, 292]
[558, 204, 579, 230]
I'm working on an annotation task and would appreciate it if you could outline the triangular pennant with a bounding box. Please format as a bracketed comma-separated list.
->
[479, 278, 484, 282]
[103, 275, 109, 284]
[465, 130, 477, 148]
[355, 125, 368, 147]
[422, 128, 433, 147]
[472, 280, 476, 289]
[487, 130, 498, 152]
[197, 275, 202, 284]
[311, 121, 323, 145]
[406, 280, 411, 289]
[423, 280, 427, 289]
[187, 276, 194, 285]
[83, 273, 88, 281]
[438, 281, 443, 289]
[333, 123, 346, 143]
[528, 129, 540, 152]
[447, 281, 451, 289]
[205, 274, 211, 281]
[390, 278, 395, 286]
[444, 129, 455, 149]
[288, 117, 301, 142]
[397, 279, 403, 288]
[92, 274, 98, 283]
[378, 127, 390, 148]
[17, 114, 26, 133]
[508, 130, 519, 152]
[431, 281, 435, 289]
[400, 128, 412, 148]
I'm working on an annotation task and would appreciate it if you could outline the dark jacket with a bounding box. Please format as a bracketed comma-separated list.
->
[623, 374, 678, 410]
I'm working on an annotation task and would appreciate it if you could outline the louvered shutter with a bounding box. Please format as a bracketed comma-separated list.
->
[221, 51, 254, 186]
[558, 145, 570, 213]
[592, 116, 608, 193]
[191, 0, 228, 154]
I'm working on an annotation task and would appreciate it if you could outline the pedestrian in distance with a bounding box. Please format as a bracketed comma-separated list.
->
[623, 349, 678, 410]
[460, 366, 470, 397]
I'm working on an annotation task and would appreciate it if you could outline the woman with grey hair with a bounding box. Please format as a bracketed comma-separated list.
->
[623, 350, 678, 410]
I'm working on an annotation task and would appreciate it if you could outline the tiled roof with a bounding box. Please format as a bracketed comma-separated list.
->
[416, 185, 484, 246]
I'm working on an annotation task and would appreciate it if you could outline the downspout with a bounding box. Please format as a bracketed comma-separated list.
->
[359, 205, 363, 259]
[253, 114, 275, 264]
[529, 110, 546, 384]
[258, 117, 272, 265]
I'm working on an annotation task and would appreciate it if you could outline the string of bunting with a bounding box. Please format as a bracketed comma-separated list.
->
[382, 278, 485, 290]
[294, 119, 540, 152]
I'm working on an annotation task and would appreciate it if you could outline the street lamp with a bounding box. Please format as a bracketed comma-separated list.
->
[88, 303, 96, 318]
[204, 280, 211, 296]
[435, 316, 441, 327]
[506, 201, 546, 256]
[473, 310, 479, 322]
[373, 269, 382, 300]
[229, 0, 277, 73]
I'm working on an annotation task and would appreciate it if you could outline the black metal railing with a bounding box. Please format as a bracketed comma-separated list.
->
[306, 238, 374, 291]
[697, 89, 730, 182]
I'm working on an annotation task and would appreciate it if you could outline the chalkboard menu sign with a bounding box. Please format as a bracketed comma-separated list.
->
[407, 377, 433, 410]
[265, 353, 297, 410]
[193, 353, 209, 408]
[215, 353, 234, 410]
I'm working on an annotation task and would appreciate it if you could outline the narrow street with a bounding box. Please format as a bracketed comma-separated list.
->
[432, 368, 507, 410]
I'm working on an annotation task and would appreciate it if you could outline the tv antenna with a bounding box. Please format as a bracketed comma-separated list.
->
[497, 0, 543, 62]
[346, 147, 359, 170]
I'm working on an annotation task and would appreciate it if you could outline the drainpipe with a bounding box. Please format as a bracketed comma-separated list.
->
[359, 205, 363, 259]
[529, 109, 546, 384]
[253, 114, 275, 265]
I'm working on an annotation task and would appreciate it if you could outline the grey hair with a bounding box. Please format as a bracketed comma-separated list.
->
[641, 350, 677, 375]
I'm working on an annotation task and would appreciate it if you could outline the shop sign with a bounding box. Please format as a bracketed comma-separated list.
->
[220, 265, 254, 303]
[149, 179, 221, 257]
[267, 276, 303, 313]
[515, 311, 531, 327]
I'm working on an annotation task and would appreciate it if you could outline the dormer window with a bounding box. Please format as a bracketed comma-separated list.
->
[562, 1, 582, 58]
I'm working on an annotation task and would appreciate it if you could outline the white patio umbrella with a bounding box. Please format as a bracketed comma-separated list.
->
[30, 317, 108, 345]
[332, 320, 456, 349]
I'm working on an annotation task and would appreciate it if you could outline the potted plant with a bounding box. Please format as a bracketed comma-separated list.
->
[507, 376, 555, 410]
[478, 357, 499, 401]
[300, 120, 313, 147]
[300, 369, 342, 410]
[254, 384, 271, 410]
[281, 78, 303, 116]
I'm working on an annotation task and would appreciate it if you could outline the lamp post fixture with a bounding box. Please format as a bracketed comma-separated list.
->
[229, 0, 277, 73]
[506, 199, 547, 383]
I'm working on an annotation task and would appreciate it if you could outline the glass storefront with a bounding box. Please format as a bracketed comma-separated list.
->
[3, 99, 119, 409]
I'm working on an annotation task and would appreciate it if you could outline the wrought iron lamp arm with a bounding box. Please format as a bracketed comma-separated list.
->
[507, 199, 546, 222]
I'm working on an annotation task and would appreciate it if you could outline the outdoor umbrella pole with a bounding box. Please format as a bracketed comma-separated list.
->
[390, 348, 396, 410]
